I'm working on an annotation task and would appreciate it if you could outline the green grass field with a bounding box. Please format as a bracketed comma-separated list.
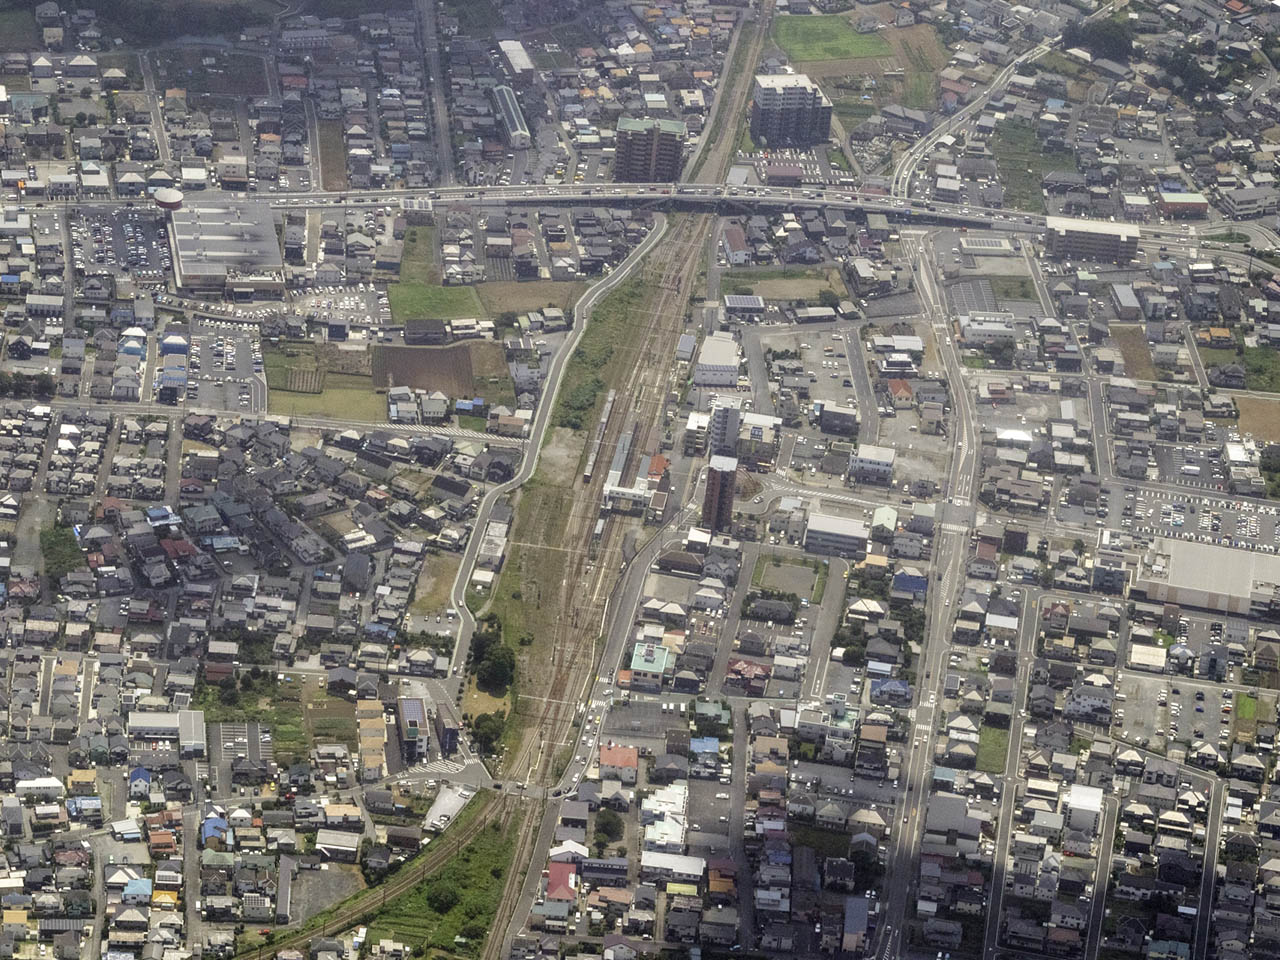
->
[553, 275, 644, 431]
[982, 275, 1037, 302]
[774, 15, 891, 61]
[1197, 345, 1239, 369]
[388, 282, 484, 323]
[399, 227, 440, 285]
[1206, 230, 1251, 244]
[833, 98, 876, 129]
[268, 374, 384, 421]
[989, 121, 1076, 214]
[366, 813, 524, 954]
[977, 725, 1010, 774]
[195, 674, 308, 766]
[1236, 348, 1280, 392]
[1237, 693, 1258, 722]
[443, 0, 506, 34]
[40, 526, 84, 581]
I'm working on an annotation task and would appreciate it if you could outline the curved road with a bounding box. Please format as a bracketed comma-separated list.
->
[445, 216, 672, 679]
[889, 0, 1125, 197]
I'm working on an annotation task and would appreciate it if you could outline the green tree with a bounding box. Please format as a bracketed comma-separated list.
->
[471, 712, 506, 753]
[818, 288, 841, 309]
[476, 644, 515, 692]
[596, 808, 624, 842]
[425, 881, 459, 913]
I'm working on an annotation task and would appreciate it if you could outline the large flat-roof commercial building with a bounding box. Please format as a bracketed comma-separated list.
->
[804, 512, 870, 556]
[169, 204, 284, 297]
[178, 709, 207, 758]
[849, 443, 896, 485]
[490, 85, 531, 150]
[614, 117, 686, 183]
[498, 40, 535, 83]
[694, 332, 739, 386]
[129, 709, 206, 757]
[1134, 537, 1280, 617]
[1044, 216, 1139, 263]
[750, 74, 832, 147]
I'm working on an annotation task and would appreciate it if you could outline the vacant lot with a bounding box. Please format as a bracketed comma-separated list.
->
[268, 374, 383, 421]
[1233, 396, 1280, 443]
[387, 282, 484, 323]
[983, 275, 1037, 303]
[774, 14, 891, 61]
[372, 340, 514, 407]
[758, 556, 819, 599]
[476, 280, 586, 317]
[412, 552, 462, 616]
[721, 266, 843, 301]
[989, 121, 1076, 214]
[154, 49, 268, 96]
[372, 342, 475, 396]
[318, 120, 347, 192]
[1110, 325, 1156, 381]
[400, 227, 440, 285]
[977, 725, 1010, 774]
[0, 8, 38, 50]
[306, 685, 357, 749]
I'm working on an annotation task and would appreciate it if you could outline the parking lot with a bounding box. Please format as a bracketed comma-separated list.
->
[1152, 441, 1228, 491]
[187, 320, 263, 411]
[293, 285, 389, 334]
[72, 209, 170, 283]
[1114, 668, 1248, 757]
[210, 720, 275, 796]
[1109, 482, 1280, 553]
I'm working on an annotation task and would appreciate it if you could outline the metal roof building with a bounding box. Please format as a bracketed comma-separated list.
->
[169, 204, 284, 296]
[490, 85, 530, 149]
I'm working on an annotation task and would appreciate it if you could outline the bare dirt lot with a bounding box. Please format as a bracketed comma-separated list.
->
[372, 342, 476, 396]
[371, 340, 515, 406]
[477, 280, 586, 316]
[1233, 395, 1280, 443]
[1110, 325, 1156, 381]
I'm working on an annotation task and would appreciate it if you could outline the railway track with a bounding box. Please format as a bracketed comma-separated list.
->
[254, 218, 708, 960]
[233, 795, 505, 960]
[500, 216, 706, 788]
[690, 0, 775, 185]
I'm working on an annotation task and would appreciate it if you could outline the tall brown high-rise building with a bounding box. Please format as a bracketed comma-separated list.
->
[703, 455, 738, 533]
[614, 117, 687, 182]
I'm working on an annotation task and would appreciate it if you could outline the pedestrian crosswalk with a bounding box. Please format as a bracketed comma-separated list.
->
[411, 758, 468, 775]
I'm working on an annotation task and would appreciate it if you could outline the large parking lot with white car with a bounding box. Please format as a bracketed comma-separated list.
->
[186, 320, 265, 412]
[1109, 483, 1280, 552]
[72, 209, 170, 284]
[293, 285, 389, 336]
